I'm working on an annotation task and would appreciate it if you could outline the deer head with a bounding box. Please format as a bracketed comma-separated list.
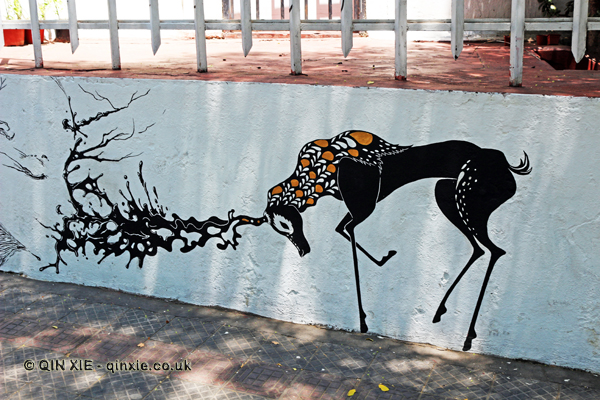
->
[264, 204, 310, 257]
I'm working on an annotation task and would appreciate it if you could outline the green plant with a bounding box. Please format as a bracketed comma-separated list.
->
[538, 0, 561, 17]
[38, 0, 64, 19]
[4, 0, 24, 20]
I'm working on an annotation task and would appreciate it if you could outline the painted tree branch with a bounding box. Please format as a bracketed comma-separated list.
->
[42, 83, 263, 273]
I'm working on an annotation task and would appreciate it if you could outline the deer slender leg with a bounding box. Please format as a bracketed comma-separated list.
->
[452, 149, 517, 351]
[463, 235, 505, 351]
[432, 179, 484, 323]
[337, 158, 382, 333]
[336, 213, 397, 266]
[345, 220, 368, 333]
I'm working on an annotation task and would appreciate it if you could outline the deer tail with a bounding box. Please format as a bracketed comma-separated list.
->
[508, 151, 532, 175]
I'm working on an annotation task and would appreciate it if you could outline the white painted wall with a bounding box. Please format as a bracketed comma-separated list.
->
[1, 74, 600, 373]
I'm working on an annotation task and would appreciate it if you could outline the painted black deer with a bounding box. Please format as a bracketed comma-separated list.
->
[246, 130, 531, 351]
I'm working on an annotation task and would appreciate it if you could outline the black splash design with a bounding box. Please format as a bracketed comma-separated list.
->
[1, 77, 48, 179]
[42, 81, 263, 274]
[0, 150, 47, 180]
[0, 222, 40, 266]
[0, 121, 14, 141]
[0, 78, 12, 141]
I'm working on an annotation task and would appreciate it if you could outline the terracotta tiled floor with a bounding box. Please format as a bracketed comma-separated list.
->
[1, 36, 600, 97]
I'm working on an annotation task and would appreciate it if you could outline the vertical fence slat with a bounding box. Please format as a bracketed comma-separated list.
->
[395, 0, 407, 80]
[149, 0, 161, 55]
[0, 8, 4, 48]
[290, 0, 302, 74]
[451, 0, 464, 59]
[107, 0, 121, 70]
[241, 0, 252, 56]
[328, 0, 332, 19]
[572, 0, 589, 62]
[509, 0, 525, 87]
[66, 0, 79, 53]
[28, 0, 43, 68]
[194, 0, 208, 72]
[341, 0, 353, 57]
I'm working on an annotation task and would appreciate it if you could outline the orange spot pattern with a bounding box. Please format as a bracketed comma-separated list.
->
[300, 159, 310, 168]
[322, 151, 334, 161]
[315, 185, 324, 193]
[272, 186, 283, 195]
[327, 164, 336, 173]
[307, 198, 315, 205]
[314, 140, 329, 147]
[295, 190, 304, 198]
[291, 179, 299, 187]
[350, 131, 373, 146]
[348, 149, 359, 157]
[309, 171, 316, 179]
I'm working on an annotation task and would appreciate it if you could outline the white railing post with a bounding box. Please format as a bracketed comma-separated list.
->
[0, 7, 4, 48]
[341, 0, 353, 57]
[149, 0, 161, 55]
[290, 0, 302, 74]
[451, 0, 464, 59]
[395, 0, 407, 80]
[509, 0, 525, 87]
[107, 0, 121, 70]
[194, 0, 208, 72]
[66, 0, 79, 53]
[572, 0, 589, 63]
[241, 0, 252, 56]
[28, 0, 43, 68]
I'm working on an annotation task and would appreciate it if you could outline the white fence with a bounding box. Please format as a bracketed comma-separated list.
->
[1, 0, 599, 86]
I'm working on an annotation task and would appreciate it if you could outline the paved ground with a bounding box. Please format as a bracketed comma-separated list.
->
[1, 36, 600, 97]
[0, 271, 599, 400]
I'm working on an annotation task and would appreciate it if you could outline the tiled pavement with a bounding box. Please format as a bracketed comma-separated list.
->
[0, 272, 599, 400]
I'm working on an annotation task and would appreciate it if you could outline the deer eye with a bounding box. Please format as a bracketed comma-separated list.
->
[273, 214, 293, 234]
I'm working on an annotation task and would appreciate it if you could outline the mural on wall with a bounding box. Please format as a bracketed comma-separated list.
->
[37, 81, 533, 351]
[257, 131, 531, 351]
[41, 80, 262, 274]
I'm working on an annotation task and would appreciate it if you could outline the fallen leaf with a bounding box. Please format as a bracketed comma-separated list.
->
[379, 384, 389, 392]
[52, 326, 58, 329]
[366, 338, 374, 342]
[347, 389, 356, 396]
[272, 341, 280, 345]
[137, 343, 145, 348]
[367, 81, 375, 84]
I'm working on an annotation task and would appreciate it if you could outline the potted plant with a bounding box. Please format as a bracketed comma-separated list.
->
[537, 0, 561, 45]
[25, 0, 52, 44]
[3, 0, 25, 46]
[44, 0, 69, 42]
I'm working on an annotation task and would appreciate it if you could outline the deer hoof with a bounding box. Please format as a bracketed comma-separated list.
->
[360, 322, 369, 333]
[432, 305, 447, 323]
[462, 334, 477, 352]
[378, 250, 397, 266]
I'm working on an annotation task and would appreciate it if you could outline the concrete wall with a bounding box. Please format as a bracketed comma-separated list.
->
[1, 74, 600, 373]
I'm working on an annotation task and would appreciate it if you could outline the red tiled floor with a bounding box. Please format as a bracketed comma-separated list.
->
[1, 37, 599, 97]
